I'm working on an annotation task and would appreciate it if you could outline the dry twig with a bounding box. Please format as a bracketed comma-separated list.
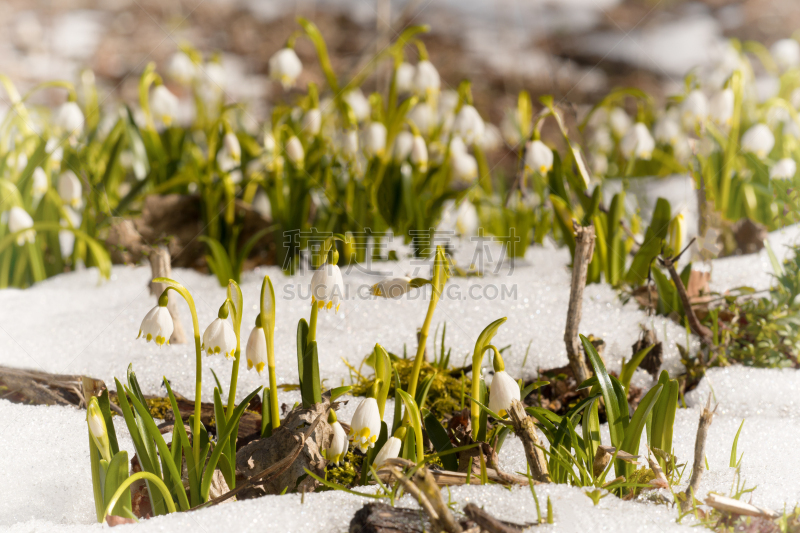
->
[564, 220, 595, 384]
[658, 240, 713, 345]
[681, 394, 716, 511]
[507, 399, 550, 482]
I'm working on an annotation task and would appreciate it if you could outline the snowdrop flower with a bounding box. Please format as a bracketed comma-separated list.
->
[609, 107, 631, 137]
[681, 90, 708, 128]
[286, 136, 305, 167]
[310, 262, 344, 312]
[395, 62, 415, 93]
[302, 108, 322, 136]
[709, 89, 734, 127]
[253, 188, 272, 220]
[46, 138, 63, 164]
[456, 200, 479, 236]
[344, 89, 371, 123]
[620, 123, 655, 160]
[741, 124, 775, 158]
[449, 135, 468, 157]
[87, 398, 111, 462]
[138, 296, 174, 347]
[218, 132, 241, 172]
[453, 105, 485, 146]
[325, 411, 348, 466]
[408, 103, 435, 136]
[450, 151, 478, 183]
[479, 123, 502, 152]
[32, 167, 48, 200]
[202, 307, 237, 359]
[365, 122, 387, 157]
[8, 207, 34, 245]
[393, 131, 414, 162]
[524, 140, 553, 174]
[245, 315, 267, 375]
[654, 114, 682, 145]
[269, 48, 303, 89]
[372, 277, 413, 298]
[414, 60, 441, 95]
[488, 370, 520, 417]
[590, 152, 608, 176]
[771, 158, 797, 180]
[373, 436, 402, 468]
[168, 52, 196, 84]
[771, 38, 800, 71]
[410, 135, 428, 171]
[59, 206, 81, 258]
[590, 127, 613, 154]
[342, 129, 359, 158]
[150, 85, 179, 127]
[55, 102, 84, 138]
[349, 397, 381, 453]
[58, 170, 82, 208]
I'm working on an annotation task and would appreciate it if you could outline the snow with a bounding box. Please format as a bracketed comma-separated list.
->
[2, 223, 800, 532]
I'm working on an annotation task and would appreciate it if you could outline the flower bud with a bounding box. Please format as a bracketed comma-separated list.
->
[87, 397, 112, 462]
[371, 277, 413, 298]
[311, 263, 344, 313]
[408, 103, 435, 136]
[344, 89, 370, 123]
[167, 52, 196, 84]
[609, 107, 631, 137]
[342, 129, 359, 158]
[246, 316, 267, 375]
[450, 151, 478, 184]
[325, 420, 348, 466]
[681, 90, 707, 129]
[32, 167, 48, 200]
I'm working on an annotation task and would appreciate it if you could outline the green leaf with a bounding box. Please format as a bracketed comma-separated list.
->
[103, 451, 132, 518]
[424, 413, 458, 471]
[199, 236, 233, 287]
[301, 340, 321, 407]
[396, 389, 425, 463]
[618, 383, 663, 478]
[626, 198, 671, 286]
[329, 385, 351, 402]
[582, 397, 601, 476]
[730, 420, 745, 468]
[415, 373, 436, 413]
[581, 334, 623, 448]
[97, 389, 119, 455]
[296, 319, 308, 391]
[162, 379, 200, 507]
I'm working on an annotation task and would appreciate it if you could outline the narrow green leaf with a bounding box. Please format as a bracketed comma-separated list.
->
[581, 334, 623, 448]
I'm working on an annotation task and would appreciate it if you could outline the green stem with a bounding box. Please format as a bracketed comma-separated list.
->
[225, 345, 241, 419]
[308, 300, 319, 343]
[103, 472, 176, 520]
[406, 288, 439, 399]
[266, 325, 279, 429]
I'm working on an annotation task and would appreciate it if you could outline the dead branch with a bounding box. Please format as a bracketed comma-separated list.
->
[564, 220, 595, 384]
[658, 242, 713, 345]
[507, 399, 550, 482]
[681, 394, 716, 511]
[149, 245, 187, 345]
[463, 503, 525, 533]
[413, 467, 463, 533]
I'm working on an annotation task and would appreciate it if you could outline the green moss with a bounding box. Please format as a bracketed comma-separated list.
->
[324, 450, 363, 487]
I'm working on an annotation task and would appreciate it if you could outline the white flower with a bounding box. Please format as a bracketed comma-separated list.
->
[310, 262, 344, 312]
[150, 85, 179, 127]
[286, 136, 305, 166]
[202, 317, 237, 359]
[253, 188, 272, 220]
[524, 140, 553, 174]
[414, 60, 440, 94]
[590, 152, 608, 176]
[620, 123, 655, 160]
[410, 135, 428, 171]
[609, 107, 631, 137]
[15, 153, 27, 173]
[451, 151, 478, 183]
[741, 124, 775, 158]
[269, 48, 303, 89]
[218, 132, 241, 172]
[87, 399, 111, 462]
[46, 138, 63, 163]
[488, 370, 520, 417]
[372, 277, 413, 298]
[8, 207, 35, 245]
[456, 200, 479, 236]
[138, 304, 174, 346]
[453, 105, 484, 146]
[58, 170, 82, 208]
[771, 38, 800, 71]
[395, 62, 415, 93]
[59, 206, 81, 258]
[393, 131, 414, 162]
[365, 122, 387, 157]
[344, 89, 371, 123]
[408, 103, 435, 136]
[340, 129, 358, 159]
[449, 136, 468, 157]
[654, 114, 682, 145]
[325, 421, 348, 465]
[480, 123, 502, 152]
[167, 52, 196, 84]
[709, 89, 734, 126]
[590, 127, 613, 154]
[55, 102, 84, 137]
[349, 397, 381, 453]
[771, 158, 797, 180]
[32, 167, 48, 199]
[373, 436, 402, 468]
[681, 90, 708, 128]
[302, 108, 322, 135]
[245, 321, 267, 375]
[264, 132, 277, 154]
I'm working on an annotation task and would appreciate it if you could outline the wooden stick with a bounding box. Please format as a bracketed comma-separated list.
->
[659, 242, 713, 345]
[507, 399, 550, 482]
[681, 394, 716, 511]
[564, 220, 595, 384]
[705, 493, 778, 519]
[149, 246, 187, 345]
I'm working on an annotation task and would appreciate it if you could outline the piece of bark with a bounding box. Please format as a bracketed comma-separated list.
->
[681, 394, 716, 510]
[0, 365, 103, 410]
[564, 221, 595, 385]
[148, 246, 187, 344]
[350, 503, 427, 533]
[507, 399, 550, 482]
[463, 503, 526, 533]
[105, 218, 146, 264]
[705, 493, 778, 519]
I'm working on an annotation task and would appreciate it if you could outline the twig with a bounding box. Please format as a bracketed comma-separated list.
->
[705, 493, 778, 519]
[681, 394, 716, 511]
[564, 220, 595, 384]
[463, 503, 525, 533]
[658, 240, 713, 345]
[378, 458, 531, 486]
[149, 246, 187, 344]
[387, 467, 442, 527]
[507, 400, 550, 482]
[412, 468, 462, 533]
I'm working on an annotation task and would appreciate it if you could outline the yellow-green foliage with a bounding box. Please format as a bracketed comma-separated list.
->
[325, 450, 363, 488]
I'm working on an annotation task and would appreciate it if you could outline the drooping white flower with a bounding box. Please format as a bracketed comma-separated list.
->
[395, 62, 415, 93]
[450, 151, 478, 183]
[414, 60, 441, 95]
[372, 277, 413, 298]
[488, 370, 520, 417]
[138, 303, 174, 347]
[609, 107, 632, 137]
[202, 315, 237, 359]
[365, 122, 387, 157]
[620, 123, 655, 160]
[453, 105, 485, 146]
[325, 421, 348, 465]
[8, 207, 35, 246]
[681, 90, 708, 129]
[253, 188, 272, 220]
[771, 38, 800, 71]
[771, 158, 797, 180]
[479, 123, 502, 152]
[590, 127, 613, 154]
[654, 113, 682, 145]
[373, 436, 402, 468]
[342, 129, 359, 158]
[524, 140, 553, 174]
[393, 131, 414, 162]
[456, 200, 479, 236]
[58, 170, 82, 208]
[167, 52, 196, 84]
[410, 135, 428, 171]
[286, 136, 305, 166]
[310, 262, 345, 312]
[46, 138, 63, 164]
[59, 206, 81, 258]
[245, 317, 268, 375]
[449, 135, 468, 157]
[709, 89, 734, 127]
[741, 124, 775, 158]
[349, 397, 381, 453]
[55, 102, 84, 138]
[218, 132, 241, 172]
[32, 167, 48, 199]
[269, 48, 303, 89]
[408, 103, 435, 136]
[344, 89, 371, 123]
[302, 108, 322, 136]
[150, 85, 179, 127]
